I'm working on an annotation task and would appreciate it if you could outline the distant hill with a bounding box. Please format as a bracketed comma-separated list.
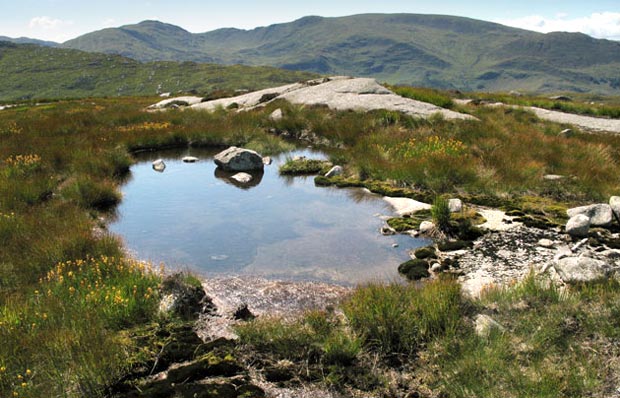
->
[0, 35, 58, 47]
[0, 42, 316, 101]
[61, 14, 620, 94]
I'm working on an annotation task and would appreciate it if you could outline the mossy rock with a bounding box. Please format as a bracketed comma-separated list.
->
[398, 259, 430, 280]
[414, 246, 437, 259]
[386, 217, 419, 232]
[506, 209, 526, 217]
[438, 240, 474, 251]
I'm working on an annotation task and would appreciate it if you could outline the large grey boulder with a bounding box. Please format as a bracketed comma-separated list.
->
[214, 146, 264, 172]
[553, 257, 610, 284]
[565, 214, 591, 238]
[567, 204, 612, 227]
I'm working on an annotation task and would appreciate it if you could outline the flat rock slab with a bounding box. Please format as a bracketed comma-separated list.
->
[528, 107, 620, 134]
[148, 96, 204, 110]
[383, 196, 431, 216]
[181, 77, 474, 120]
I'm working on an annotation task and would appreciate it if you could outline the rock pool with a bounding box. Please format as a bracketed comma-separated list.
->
[109, 148, 429, 284]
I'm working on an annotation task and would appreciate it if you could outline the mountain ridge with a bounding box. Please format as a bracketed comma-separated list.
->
[3, 13, 620, 94]
[58, 14, 620, 94]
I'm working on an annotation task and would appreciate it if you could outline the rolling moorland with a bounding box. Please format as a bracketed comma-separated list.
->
[51, 14, 620, 94]
[1, 81, 620, 396]
[0, 42, 316, 101]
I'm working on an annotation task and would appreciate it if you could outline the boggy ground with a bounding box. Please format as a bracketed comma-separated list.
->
[1, 88, 620, 397]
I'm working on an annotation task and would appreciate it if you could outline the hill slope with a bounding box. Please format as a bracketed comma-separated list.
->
[62, 14, 620, 94]
[0, 42, 316, 101]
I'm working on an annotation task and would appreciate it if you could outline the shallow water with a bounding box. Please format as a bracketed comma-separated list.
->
[110, 147, 429, 285]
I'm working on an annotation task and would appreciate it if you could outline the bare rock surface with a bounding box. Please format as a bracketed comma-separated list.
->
[148, 96, 203, 110]
[171, 77, 474, 120]
[527, 107, 620, 134]
[213, 146, 264, 172]
[383, 196, 431, 216]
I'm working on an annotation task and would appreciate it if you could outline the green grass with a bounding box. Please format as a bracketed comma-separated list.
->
[278, 158, 332, 175]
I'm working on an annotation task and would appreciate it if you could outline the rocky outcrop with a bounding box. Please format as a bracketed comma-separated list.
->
[148, 96, 203, 110]
[214, 147, 264, 172]
[156, 77, 474, 121]
[383, 197, 431, 216]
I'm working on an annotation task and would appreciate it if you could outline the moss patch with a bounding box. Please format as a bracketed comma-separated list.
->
[398, 259, 430, 280]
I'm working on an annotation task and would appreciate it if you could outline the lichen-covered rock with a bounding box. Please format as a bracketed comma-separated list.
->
[566, 214, 591, 238]
[159, 274, 215, 320]
[553, 256, 611, 284]
[567, 204, 612, 227]
[214, 147, 264, 172]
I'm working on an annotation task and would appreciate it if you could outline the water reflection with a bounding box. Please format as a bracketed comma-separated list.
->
[110, 147, 430, 285]
[214, 168, 264, 190]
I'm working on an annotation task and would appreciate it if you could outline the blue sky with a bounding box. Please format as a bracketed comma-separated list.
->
[2, 0, 619, 42]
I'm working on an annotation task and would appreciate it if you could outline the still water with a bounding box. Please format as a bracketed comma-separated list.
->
[110, 148, 429, 285]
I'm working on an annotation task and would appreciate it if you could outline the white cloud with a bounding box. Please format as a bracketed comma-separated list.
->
[29, 16, 72, 30]
[496, 12, 620, 40]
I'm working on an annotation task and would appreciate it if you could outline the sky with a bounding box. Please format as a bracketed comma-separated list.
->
[1, 0, 619, 42]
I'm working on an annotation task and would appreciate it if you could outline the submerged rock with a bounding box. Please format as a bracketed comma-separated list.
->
[214, 146, 264, 172]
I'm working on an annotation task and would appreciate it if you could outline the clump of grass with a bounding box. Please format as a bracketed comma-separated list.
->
[391, 85, 455, 109]
[279, 158, 332, 175]
[431, 196, 451, 232]
[343, 277, 462, 357]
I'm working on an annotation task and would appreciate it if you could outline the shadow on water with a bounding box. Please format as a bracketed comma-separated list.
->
[111, 147, 431, 285]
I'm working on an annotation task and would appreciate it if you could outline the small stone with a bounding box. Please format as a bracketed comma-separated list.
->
[448, 198, 463, 213]
[543, 174, 564, 181]
[392, 243, 399, 248]
[558, 128, 573, 138]
[324, 165, 343, 178]
[381, 226, 396, 236]
[419, 221, 435, 234]
[566, 214, 591, 238]
[182, 156, 198, 163]
[430, 263, 443, 273]
[152, 159, 166, 172]
[538, 239, 554, 248]
[475, 314, 505, 337]
[269, 108, 283, 121]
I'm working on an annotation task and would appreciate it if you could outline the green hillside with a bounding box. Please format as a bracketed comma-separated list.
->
[61, 14, 620, 94]
[0, 42, 316, 101]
